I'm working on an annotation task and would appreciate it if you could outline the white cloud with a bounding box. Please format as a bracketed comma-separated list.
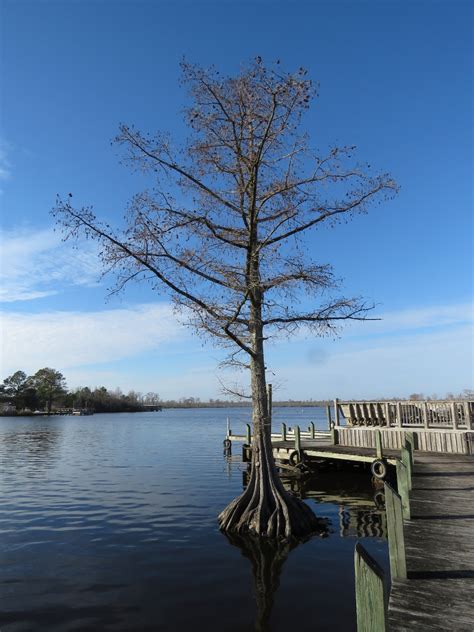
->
[268, 324, 473, 400]
[0, 303, 187, 376]
[0, 227, 102, 302]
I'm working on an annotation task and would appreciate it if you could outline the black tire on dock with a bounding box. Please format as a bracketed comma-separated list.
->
[289, 450, 304, 467]
[371, 459, 388, 480]
[223, 439, 231, 449]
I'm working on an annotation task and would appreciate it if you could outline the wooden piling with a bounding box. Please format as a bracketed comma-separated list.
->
[375, 430, 383, 459]
[326, 404, 332, 429]
[401, 446, 412, 490]
[354, 543, 387, 632]
[267, 383, 272, 426]
[405, 432, 415, 459]
[246, 423, 251, 445]
[384, 482, 407, 579]
[310, 421, 315, 439]
[334, 398, 340, 426]
[396, 402, 402, 427]
[330, 426, 339, 445]
[294, 425, 301, 456]
[281, 422, 287, 441]
[396, 460, 411, 520]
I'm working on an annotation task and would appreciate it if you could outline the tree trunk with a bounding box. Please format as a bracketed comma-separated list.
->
[218, 304, 320, 539]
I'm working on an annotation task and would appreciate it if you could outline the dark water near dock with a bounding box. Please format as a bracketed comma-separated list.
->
[0, 408, 388, 631]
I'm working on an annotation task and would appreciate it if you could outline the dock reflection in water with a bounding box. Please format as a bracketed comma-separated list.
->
[239, 465, 387, 540]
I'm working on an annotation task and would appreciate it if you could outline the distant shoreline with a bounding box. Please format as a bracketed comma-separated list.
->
[0, 401, 330, 417]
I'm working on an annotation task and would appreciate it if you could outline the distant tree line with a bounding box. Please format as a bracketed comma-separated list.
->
[0, 368, 161, 415]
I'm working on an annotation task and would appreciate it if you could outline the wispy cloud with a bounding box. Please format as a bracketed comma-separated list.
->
[0, 227, 102, 302]
[0, 303, 187, 376]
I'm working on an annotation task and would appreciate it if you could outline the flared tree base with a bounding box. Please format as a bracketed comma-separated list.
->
[218, 469, 323, 540]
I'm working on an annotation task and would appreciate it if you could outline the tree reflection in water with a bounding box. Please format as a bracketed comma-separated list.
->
[224, 520, 329, 631]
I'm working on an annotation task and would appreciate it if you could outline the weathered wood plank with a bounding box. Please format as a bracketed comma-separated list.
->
[384, 482, 407, 580]
[354, 543, 387, 632]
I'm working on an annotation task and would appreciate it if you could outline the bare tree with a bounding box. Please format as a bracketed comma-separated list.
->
[53, 58, 397, 539]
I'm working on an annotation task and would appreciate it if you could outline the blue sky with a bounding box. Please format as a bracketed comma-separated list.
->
[0, 0, 472, 399]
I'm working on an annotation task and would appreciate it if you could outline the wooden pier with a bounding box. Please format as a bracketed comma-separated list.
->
[387, 453, 474, 631]
[224, 400, 474, 630]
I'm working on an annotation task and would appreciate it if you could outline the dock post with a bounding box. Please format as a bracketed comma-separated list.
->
[405, 432, 415, 462]
[396, 401, 402, 427]
[330, 425, 339, 445]
[354, 543, 387, 632]
[451, 401, 458, 430]
[401, 445, 413, 490]
[294, 425, 301, 456]
[226, 417, 231, 438]
[375, 430, 383, 459]
[267, 383, 272, 427]
[385, 402, 391, 427]
[310, 421, 315, 439]
[396, 460, 411, 520]
[422, 401, 429, 428]
[326, 404, 332, 429]
[463, 401, 473, 429]
[384, 482, 407, 579]
[281, 422, 287, 441]
[246, 423, 251, 445]
[334, 398, 340, 426]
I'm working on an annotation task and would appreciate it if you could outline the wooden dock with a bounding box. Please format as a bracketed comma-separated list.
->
[225, 411, 474, 630]
[388, 453, 474, 631]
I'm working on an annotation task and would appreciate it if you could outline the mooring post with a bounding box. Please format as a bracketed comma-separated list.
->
[226, 417, 231, 439]
[294, 425, 301, 456]
[375, 430, 383, 459]
[326, 404, 332, 429]
[354, 543, 387, 632]
[384, 482, 407, 579]
[334, 398, 340, 426]
[401, 445, 413, 490]
[330, 425, 339, 445]
[246, 423, 251, 445]
[396, 459, 411, 520]
[281, 422, 287, 441]
[310, 421, 315, 439]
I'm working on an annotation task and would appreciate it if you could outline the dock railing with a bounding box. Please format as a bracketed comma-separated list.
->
[335, 398, 474, 430]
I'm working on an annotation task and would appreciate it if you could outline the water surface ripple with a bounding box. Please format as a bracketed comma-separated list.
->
[0, 408, 388, 631]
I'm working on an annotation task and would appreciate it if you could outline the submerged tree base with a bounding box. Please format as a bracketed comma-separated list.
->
[218, 465, 325, 540]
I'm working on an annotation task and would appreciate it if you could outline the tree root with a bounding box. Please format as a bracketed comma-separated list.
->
[219, 449, 327, 540]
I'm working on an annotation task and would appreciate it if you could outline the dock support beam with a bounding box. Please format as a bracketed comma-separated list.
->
[354, 543, 387, 632]
[384, 482, 407, 579]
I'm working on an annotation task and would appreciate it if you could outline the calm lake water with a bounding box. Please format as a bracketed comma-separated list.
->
[0, 408, 388, 631]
